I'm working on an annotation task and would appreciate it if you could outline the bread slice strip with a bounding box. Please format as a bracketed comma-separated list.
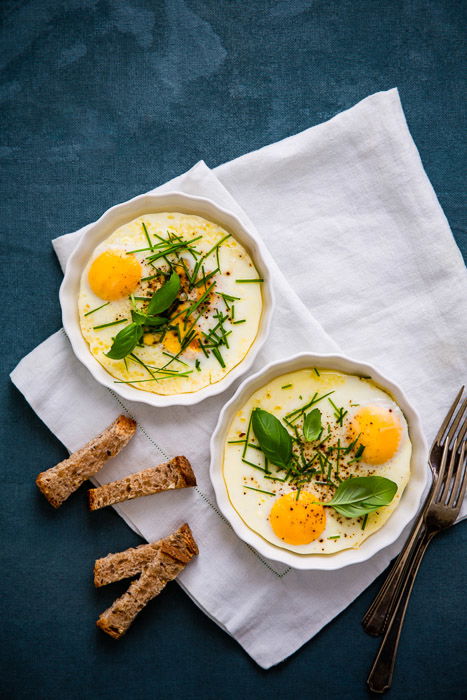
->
[36, 415, 137, 508]
[94, 539, 163, 587]
[96, 523, 198, 639]
[87, 456, 196, 511]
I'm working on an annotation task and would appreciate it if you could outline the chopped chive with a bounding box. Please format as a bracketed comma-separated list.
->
[235, 278, 264, 283]
[194, 268, 218, 287]
[313, 367, 320, 377]
[114, 372, 192, 384]
[241, 458, 267, 472]
[227, 439, 246, 444]
[335, 438, 341, 476]
[328, 398, 348, 426]
[93, 319, 127, 330]
[281, 384, 292, 389]
[285, 390, 335, 421]
[361, 514, 368, 530]
[242, 414, 253, 459]
[177, 281, 216, 322]
[161, 351, 189, 367]
[295, 488, 301, 501]
[220, 293, 240, 302]
[141, 272, 162, 282]
[328, 535, 341, 540]
[85, 302, 110, 317]
[126, 246, 153, 254]
[212, 346, 225, 368]
[244, 486, 275, 496]
[247, 442, 262, 451]
[195, 359, 201, 372]
[142, 221, 154, 251]
[204, 233, 231, 259]
[232, 319, 246, 325]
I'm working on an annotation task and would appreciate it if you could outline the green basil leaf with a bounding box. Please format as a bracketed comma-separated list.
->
[303, 408, 322, 441]
[147, 271, 180, 316]
[326, 476, 398, 518]
[251, 408, 292, 468]
[105, 322, 142, 360]
[143, 316, 168, 327]
[131, 310, 148, 324]
[328, 501, 384, 518]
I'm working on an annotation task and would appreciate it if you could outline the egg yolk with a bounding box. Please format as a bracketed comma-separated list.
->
[88, 250, 141, 301]
[162, 272, 212, 355]
[269, 491, 326, 545]
[348, 405, 402, 465]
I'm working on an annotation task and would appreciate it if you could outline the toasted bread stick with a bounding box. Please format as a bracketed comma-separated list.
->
[94, 539, 163, 587]
[36, 415, 136, 508]
[88, 456, 196, 511]
[96, 524, 198, 639]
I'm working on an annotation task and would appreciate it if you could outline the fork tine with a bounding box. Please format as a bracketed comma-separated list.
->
[432, 439, 451, 502]
[442, 435, 462, 504]
[445, 399, 467, 448]
[449, 439, 466, 509]
[434, 387, 465, 447]
[456, 416, 467, 447]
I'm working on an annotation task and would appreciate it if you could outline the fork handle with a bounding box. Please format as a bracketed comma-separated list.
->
[362, 516, 426, 636]
[367, 530, 435, 693]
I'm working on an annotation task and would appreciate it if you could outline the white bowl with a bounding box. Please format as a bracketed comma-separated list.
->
[210, 352, 428, 571]
[59, 192, 274, 408]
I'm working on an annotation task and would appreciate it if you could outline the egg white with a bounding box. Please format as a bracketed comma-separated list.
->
[223, 369, 412, 555]
[78, 212, 263, 395]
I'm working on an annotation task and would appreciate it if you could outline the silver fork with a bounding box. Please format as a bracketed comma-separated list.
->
[367, 422, 467, 693]
[362, 387, 466, 636]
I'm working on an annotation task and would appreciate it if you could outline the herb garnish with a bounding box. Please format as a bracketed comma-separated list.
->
[251, 408, 292, 469]
[302, 408, 322, 442]
[93, 319, 128, 330]
[106, 272, 180, 360]
[328, 397, 348, 426]
[323, 476, 397, 518]
[235, 278, 264, 283]
[244, 485, 275, 496]
[85, 301, 110, 317]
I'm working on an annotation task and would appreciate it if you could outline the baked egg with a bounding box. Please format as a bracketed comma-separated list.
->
[223, 368, 412, 554]
[78, 212, 263, 395]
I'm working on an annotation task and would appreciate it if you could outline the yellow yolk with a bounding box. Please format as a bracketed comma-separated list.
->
[348, 405, 402, 465]
[269, 491, 326, 545]
[162, 278, 212, 355]
[88, 250, 141, 301]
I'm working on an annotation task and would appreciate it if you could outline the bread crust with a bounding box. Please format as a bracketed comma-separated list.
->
[87, 456, 196, 511]
[94, 541, 162, 587]
[96, 524, 198, 639]
[35, 415, 136, 508]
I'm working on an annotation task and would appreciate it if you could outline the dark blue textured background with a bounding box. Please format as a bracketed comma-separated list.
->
[1, 1, 465, 698]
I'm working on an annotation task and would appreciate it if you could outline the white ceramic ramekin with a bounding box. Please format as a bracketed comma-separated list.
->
[59, 192, 274, 408]
[210, 352, 428, 571]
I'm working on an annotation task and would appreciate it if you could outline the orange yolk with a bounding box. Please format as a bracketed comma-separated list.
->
[162, 305, 200, 355]
[348, 405, 402, 465]
[162, 273, 212, 355]
[88, 250, 141, 301]
[269, 491, 326, 545]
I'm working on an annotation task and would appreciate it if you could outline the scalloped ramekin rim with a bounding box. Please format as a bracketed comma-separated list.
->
[209, 351, 428, 571]
[59, 191, 275, 408]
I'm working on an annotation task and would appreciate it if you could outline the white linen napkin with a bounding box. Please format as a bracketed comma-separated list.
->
[11, 89, 467, 669]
